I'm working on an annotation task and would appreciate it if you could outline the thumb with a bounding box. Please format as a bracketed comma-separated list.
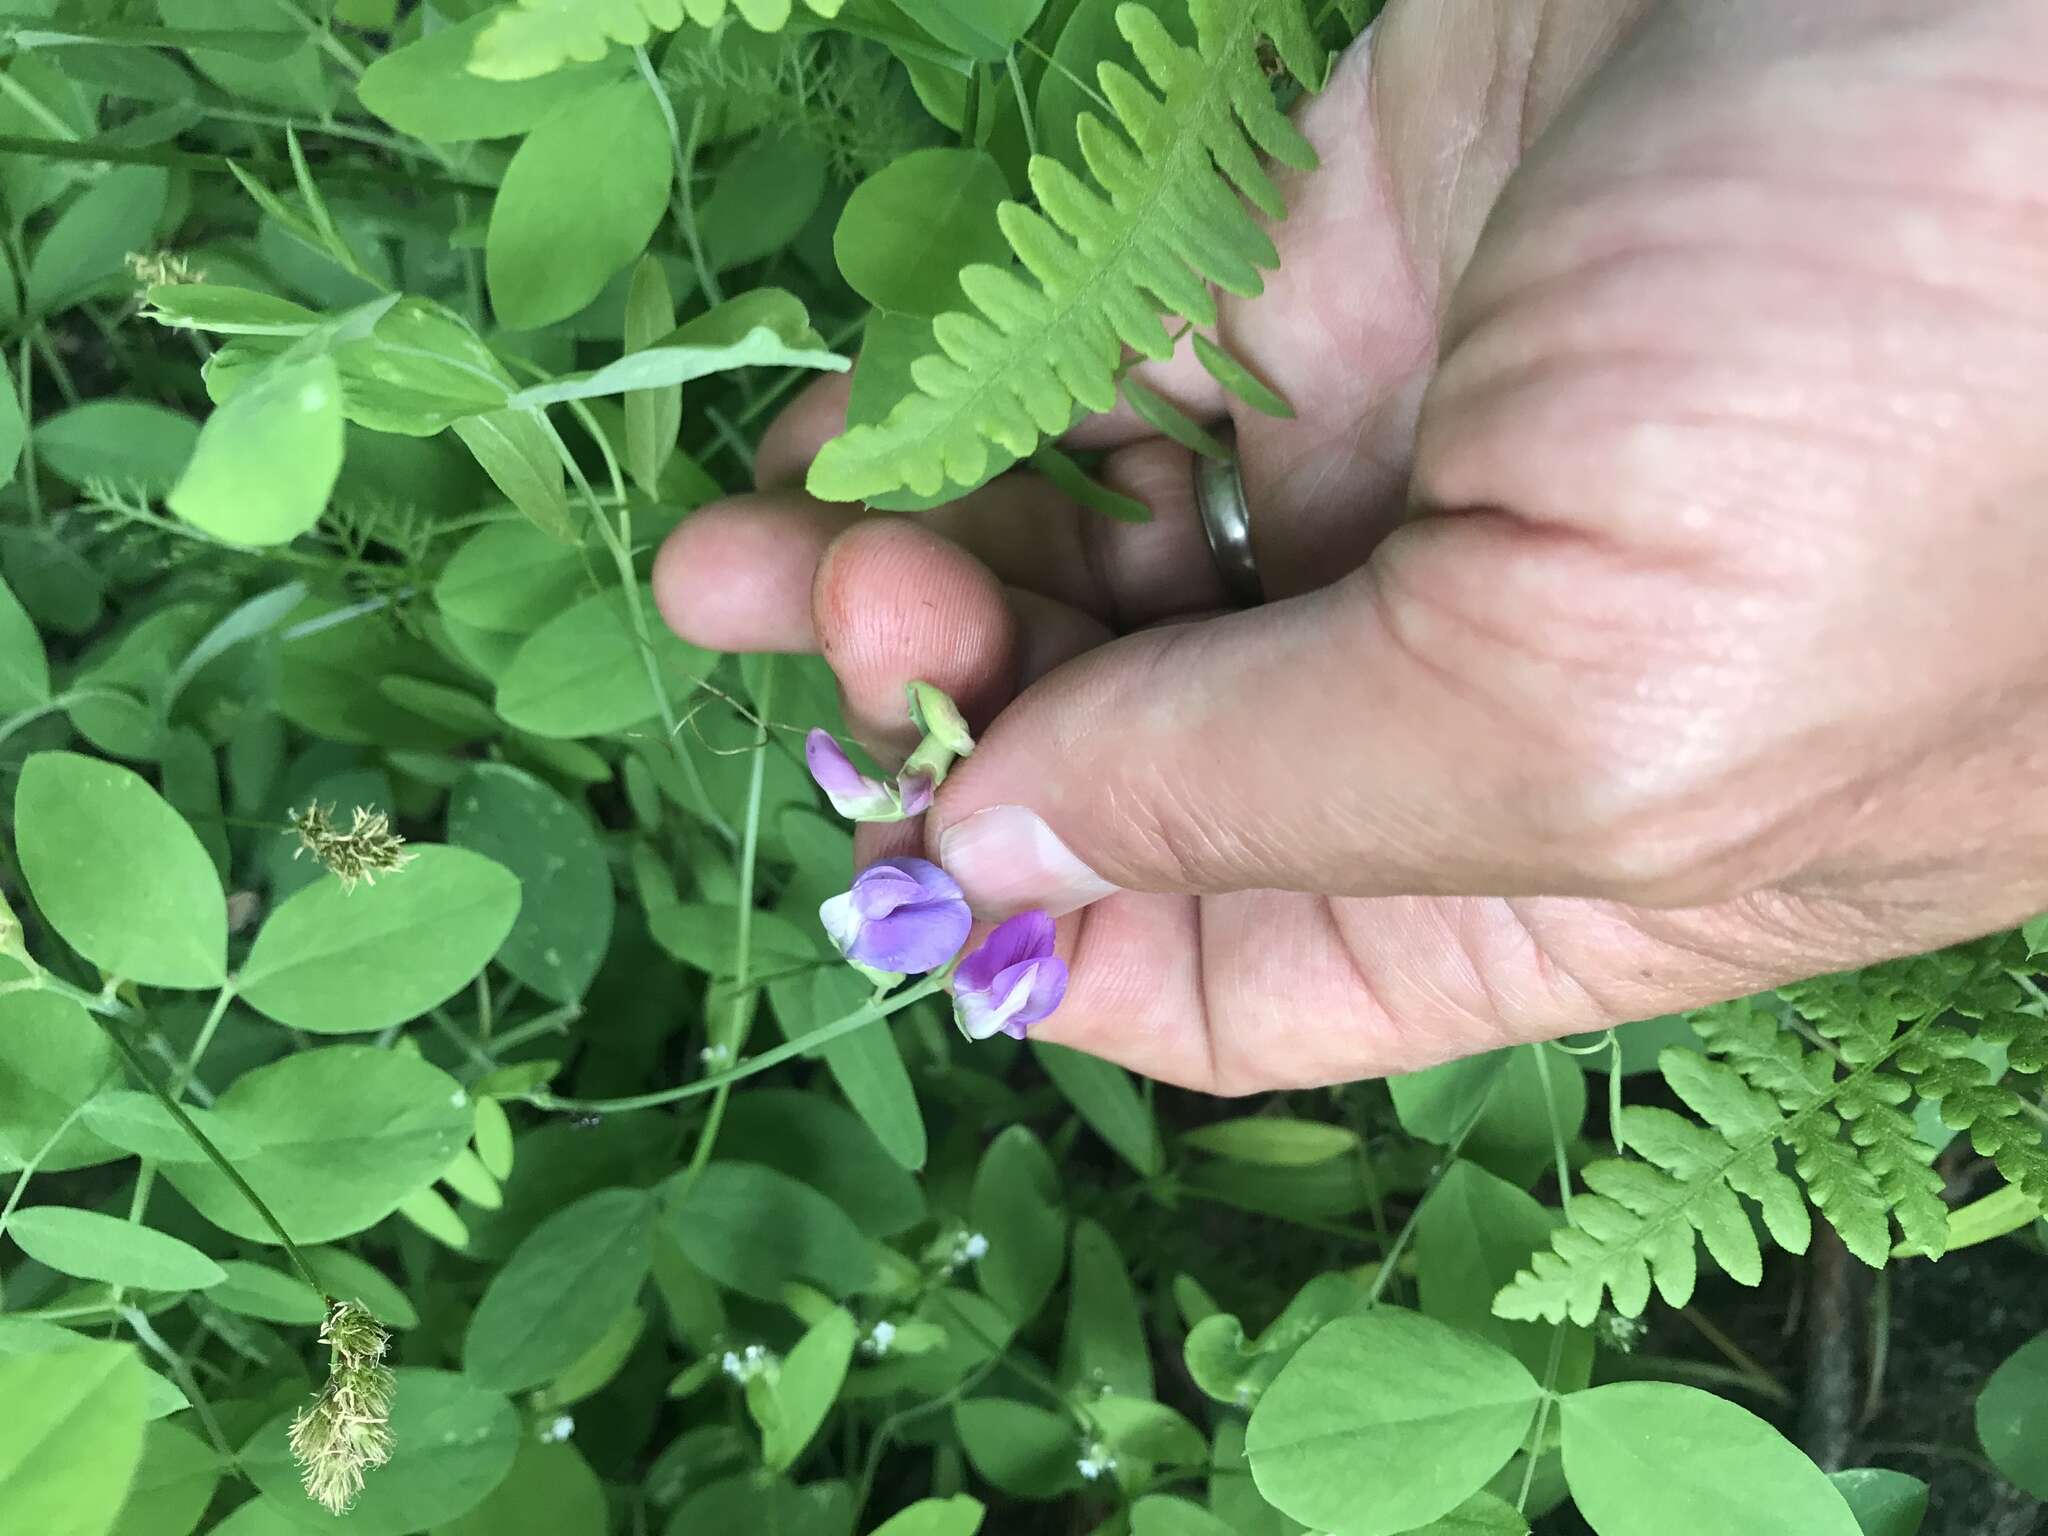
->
[927, 515, 1685, 917]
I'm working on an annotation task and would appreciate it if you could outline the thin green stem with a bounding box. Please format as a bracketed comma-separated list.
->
[1365, 1113, 1484, 1309]
[677, 659, 776, 1194]
[1516, 1326, 1569, 1513]
[0, 1087, 108, 1243]
[485, 1002, 583, 1056]
[15, 335, 40, 526]
[1005, 48, 1039, 157]
[94, 1015, 326, 1297]
[121, 1305, 237, 1468]
[1532, 1042, 1574, 1220]
[536, 407, 733, 846]
[529, 975, 949, 1116]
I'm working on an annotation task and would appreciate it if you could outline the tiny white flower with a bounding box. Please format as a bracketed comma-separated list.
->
[862, 1320, 897, 1358]
[541, 1415, 574, 1443]
[700, 1043, 733, 1067]
[1075, 1443, 1117, 1482]
[959, 1232, 989, 1262]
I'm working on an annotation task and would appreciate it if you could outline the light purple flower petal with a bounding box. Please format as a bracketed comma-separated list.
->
[953, 911, 1067, 1041]
[806, 729, 897, 820]
[898, 772, 935, 817]
[822, 857, 972, 976]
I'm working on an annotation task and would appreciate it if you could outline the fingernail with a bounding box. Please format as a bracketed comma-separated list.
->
[938, 806, 1120, 920]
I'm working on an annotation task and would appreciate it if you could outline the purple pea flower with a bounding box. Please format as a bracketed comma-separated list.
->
[820, 857, 973, 976]
[806, 730, 899, 820]
[953, 911, 1068, 1041]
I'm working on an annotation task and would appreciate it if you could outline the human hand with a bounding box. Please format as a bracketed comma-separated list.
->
[657, 0, 2048, 1092]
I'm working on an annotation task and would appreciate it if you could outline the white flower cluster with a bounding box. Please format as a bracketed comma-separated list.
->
[1075, 1441, 1118, 1482]
[861, 1320, 898, 1358]
[720, 1343, 779, 1384]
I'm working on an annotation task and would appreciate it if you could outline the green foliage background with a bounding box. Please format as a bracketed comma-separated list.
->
[0, 2, 2044, 1535]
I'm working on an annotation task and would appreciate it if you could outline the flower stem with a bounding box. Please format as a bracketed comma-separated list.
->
[93, 1012, 326, 1298]
[530, 975, 949, 1116]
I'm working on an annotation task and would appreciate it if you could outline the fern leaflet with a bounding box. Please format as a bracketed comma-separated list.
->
[807, 0, 1325, 503]
[470, 0, 845, 82]
[1495, 937, 2039, 1325]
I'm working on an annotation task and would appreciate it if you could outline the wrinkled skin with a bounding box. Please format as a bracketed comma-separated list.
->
[657, 0, 2048, 1093]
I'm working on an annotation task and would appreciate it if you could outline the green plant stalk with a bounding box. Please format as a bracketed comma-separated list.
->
[530, 974, 950, 1116]
[93, 1012, 327, 1298]
[120, 1304, 237, 1467]
[677, 657, 776, 1196]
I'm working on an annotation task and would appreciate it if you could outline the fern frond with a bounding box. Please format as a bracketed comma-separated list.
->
[1495, 940, 2023, 1326]
[469, 0, 845, 82]
[807, 0, 1325, 503]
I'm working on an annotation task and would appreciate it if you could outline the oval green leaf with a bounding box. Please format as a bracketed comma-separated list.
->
[1560, 1382, 1861, 1536]
[495, 587, 717, 739]
[237, 845, 521, 1034]
[449, 765, 613, 1003]
[463, 1187, 655, 1393]
[7, 1207, 225, 1291]
[0, 1341, 150, 1536]
[1246, 1310, 1544, 1536]
[163, 1047, 471, 1244]
[16, 752, 227, 989]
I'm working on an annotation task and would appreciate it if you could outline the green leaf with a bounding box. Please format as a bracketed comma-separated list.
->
[663, 1162, 875, 1301]
[769, 966, 926, 1173]
[954, 1399, 1078, 1499]
[167, 356, 345, 545]
[1828, 1470, 1928, 1536]
[238, 845, 522, 1034]
[1415, 1161, 1592, 1385]
[719, 1089, 926, 1240]
[1130, 1496, 1238, 1536]
[623, 256, 681, 494]
[758, 1308, 856, 1471]
[1182, 1117, 1359, 1167]
[16, 752, 227, 989]
[496, 587, 717, 739]
[449, 765, 613, 1002]
[867, 1496, 986, 1536]
[1032, 1041, 1162, 1174]
[806, 1, 1325, 501]
[1121, 376, 1229, 460]
[206, 1260, 327, 1326]
[110, 1422, 220, 1536]
[241, 1368, 518, 1536]
[834, 148, 1012, 317]
[1245, 1310, 1543, 1536]
[7, 1207, 225, 1292]
[450, 409, 573, 542]
[27, 166, 167, 314]
[437, 1439, 607, 1536]
[664, 1474, 854, 1536]
[81, 1089, 254, 1164]
[1401, 1494, 1531, 1535]
[1061, 1218, 1151, 1399]
[163, 1046, 472, 1244]
[0, 1341, 150, 1536]
[0, 992, 117, 1174]
[1087, 1397, 1206, 1465]
[0, 573, 49, 711]
[1388, 1053, 1509, 1144]
[463, 1187, 655, 1392]
[1560, 1383, 1860, 1536]
[509, 326, 848, 409]
[143, 285, 322, 338]
[357, 9, 624, 141]
[0, 370, 20, 492]
[486, 82, 671, 331]
[892, 0, 1046, 60]
[700, 133, 828, 273]
[969, 1125, 1066, 1323]
[435, 523, 588, 633]
[302, 1247, 419, 1329]
[1191, 332, 1293, 418]
[470, 0, 846, 82]
[1978, 1331, 2048, 1498]
[1030, 446, 1152, 523]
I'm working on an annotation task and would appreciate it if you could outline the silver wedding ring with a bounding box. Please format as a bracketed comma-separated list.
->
[1193, 429, 1264, 607]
